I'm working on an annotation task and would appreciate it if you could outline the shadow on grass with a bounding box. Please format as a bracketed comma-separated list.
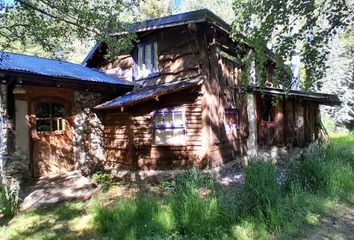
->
[6, 202, 85, 240]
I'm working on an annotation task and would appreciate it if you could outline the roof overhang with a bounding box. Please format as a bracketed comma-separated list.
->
[95, 77, 204, 110]
[249, 86, 341, 106]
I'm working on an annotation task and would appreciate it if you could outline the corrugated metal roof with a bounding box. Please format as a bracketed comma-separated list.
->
[126, 9, 230, 34]
[95, 77, 204, 110]
[249, 86, 341, 106]
[0, 51, 134, 86]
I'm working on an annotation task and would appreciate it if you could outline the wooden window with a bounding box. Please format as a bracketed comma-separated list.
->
[135, 41, 159, 80]
[225, 108, 240, 131]
[35, 102, 66, 132]
[258, 97, 275, 124]
[152, 108, 185, 145]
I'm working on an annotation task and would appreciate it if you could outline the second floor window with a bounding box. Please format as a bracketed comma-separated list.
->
[135, 41, 159, 80]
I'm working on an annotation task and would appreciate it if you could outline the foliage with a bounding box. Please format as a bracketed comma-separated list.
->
[0, 183, 20, 218]
[0, 0, 172, 61]
[175, 0, 234, 24]
[231, 0, 354, 90]
[90, 170, 113, 190]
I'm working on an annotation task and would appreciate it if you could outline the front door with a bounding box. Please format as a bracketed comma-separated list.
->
[31, 98, 74, 177]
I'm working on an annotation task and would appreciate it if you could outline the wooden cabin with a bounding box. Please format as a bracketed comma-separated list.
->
[85, 9, 340, 171]
[0, 9, 340, 181]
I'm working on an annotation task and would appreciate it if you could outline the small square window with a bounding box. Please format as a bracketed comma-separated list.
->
[152, 109, 185, 145]
[225, 109, 240, 131]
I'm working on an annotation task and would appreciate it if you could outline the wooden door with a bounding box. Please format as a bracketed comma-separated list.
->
[30, 99, 74, 177]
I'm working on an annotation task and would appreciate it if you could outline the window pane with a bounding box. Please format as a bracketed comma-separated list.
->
[154, 129, 171, 145]
[153, 112, 164, 128]
[164, 112, 173, 128]
[36, 119, 51, 132]
[138, 46, 143, 67]
[171, 129, 185, 145]
[52, 103, 65, 117]
[261, 99, 274, 122]
[145, 44, 152, 71]
[36, 102, 50, 118]
[153, 42, 158, 72]
[173, 111, 184, 127]
[52, 118, 66, 131]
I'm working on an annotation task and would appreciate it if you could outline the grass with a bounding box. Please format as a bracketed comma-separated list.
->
[1, 132, 353, 239]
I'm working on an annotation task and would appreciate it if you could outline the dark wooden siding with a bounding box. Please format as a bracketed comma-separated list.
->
[102, 90, 204, 170]
[257, 98, 320, 147]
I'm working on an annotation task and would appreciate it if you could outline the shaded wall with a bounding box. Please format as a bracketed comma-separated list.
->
[102, 90, 204, 171]
[257, 97, 320, 147]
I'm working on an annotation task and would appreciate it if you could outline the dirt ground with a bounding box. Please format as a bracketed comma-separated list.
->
[303, 202, 354, 240]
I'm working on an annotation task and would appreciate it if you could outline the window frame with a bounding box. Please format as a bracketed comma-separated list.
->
[257, 96, 275, 125]
[35, 101, 67, 133]
[134, 39, 159, 80]
[151, 108, 186, 146]
[224, 108, 241, 131]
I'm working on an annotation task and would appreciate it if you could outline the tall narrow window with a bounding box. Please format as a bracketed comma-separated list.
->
[135, 41, 159, 79]
[36, 102, 66, 132]
[225, 109, 240, 131]
[152, 108, 185, 145]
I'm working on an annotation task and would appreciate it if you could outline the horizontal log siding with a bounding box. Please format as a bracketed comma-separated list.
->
[102, 90, 204, 170]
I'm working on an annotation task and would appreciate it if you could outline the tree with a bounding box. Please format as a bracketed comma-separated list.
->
[0, 0, 173, 62]
[231, 0, 354, 90]
[175, 0, 234, 23]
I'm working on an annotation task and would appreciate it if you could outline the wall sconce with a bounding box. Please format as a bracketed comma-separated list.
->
[13, 85, 27, 95]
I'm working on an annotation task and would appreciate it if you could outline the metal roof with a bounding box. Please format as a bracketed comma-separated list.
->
[95, 77, 204, 110]
[125, 9, 230, 34]
[250, 86, 341, 106]
[0, 51, 134, 86]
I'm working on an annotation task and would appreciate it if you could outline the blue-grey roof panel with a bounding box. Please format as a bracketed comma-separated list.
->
[95, 77, 204, 109]
[0, 51, 134, 86]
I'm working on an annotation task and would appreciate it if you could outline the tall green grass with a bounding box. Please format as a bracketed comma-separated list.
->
[92, 133, 354, 239]
[0, 184, 20, 218]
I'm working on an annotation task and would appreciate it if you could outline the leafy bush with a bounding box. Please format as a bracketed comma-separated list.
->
[0, 184, 20, 218]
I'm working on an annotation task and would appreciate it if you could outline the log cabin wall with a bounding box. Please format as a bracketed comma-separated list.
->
[96, 25, 204, 84]
[201, 28, 249, 168]
[257, 97, 320, 147]
[102, 89, 204, 171]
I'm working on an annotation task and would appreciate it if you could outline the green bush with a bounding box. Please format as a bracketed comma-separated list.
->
[0, 184, 20, 218]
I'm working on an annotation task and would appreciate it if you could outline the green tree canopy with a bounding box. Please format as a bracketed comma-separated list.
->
[232, 0, 354, 90]
[0, 0, 172, 61]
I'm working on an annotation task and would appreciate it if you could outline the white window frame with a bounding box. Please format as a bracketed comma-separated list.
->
[152, 108, 186, 146]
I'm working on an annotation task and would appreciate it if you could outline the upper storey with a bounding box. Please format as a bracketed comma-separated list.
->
[82, 9, 249, 86]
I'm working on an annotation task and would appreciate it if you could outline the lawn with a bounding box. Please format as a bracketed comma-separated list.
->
[1, 132, 353, 240]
